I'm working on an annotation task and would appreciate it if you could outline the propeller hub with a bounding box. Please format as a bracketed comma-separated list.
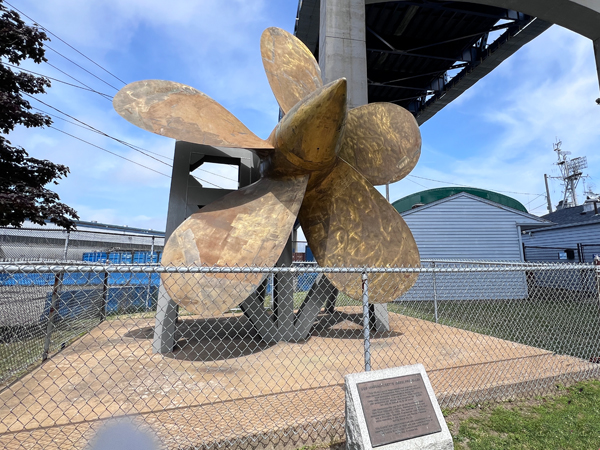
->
[264, 78, 347, 179]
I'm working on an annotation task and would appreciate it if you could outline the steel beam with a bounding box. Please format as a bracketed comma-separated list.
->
[415, 18, 552, 124]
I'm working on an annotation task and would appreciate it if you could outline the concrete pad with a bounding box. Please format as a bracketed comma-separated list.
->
[0, 308, 597, 449]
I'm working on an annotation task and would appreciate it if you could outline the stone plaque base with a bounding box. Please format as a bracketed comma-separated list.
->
[345, 364, 453, 450]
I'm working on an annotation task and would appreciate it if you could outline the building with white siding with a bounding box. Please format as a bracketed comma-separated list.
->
[521, 202, 600, 262]
[397, 191, 551, 261]
[394, 191, 551, 301]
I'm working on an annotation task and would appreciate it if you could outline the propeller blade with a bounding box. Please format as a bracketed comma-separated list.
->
[161, 175, 308, 317]
[339, 103, 421, 185]
[261, 27, 323, 115]
[299, 159, 420, 302]
[113, 80, 273, 150]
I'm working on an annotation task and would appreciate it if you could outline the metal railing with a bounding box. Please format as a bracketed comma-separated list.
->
[1, 261, 599, 449]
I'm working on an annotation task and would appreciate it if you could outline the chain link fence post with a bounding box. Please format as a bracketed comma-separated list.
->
[146, 236, 155, 310]
[432, 261, 439, 323]
[62, 231, 70, 261]
[100, 271, 109, 323]
[42, 273, 63, 362]
[3, 262, 600, 449]
[362, 269, 370, 372]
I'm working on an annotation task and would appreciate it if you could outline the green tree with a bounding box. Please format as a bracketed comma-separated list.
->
[0, 0, 78, 229]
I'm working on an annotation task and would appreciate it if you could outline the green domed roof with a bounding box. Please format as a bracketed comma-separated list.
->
[392, 187, 527, 214]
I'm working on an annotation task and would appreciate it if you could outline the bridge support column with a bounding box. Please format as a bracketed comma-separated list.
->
[319, 0, 368, 109]
[319, 0, 389, 331]
[595, 38, 600, 96]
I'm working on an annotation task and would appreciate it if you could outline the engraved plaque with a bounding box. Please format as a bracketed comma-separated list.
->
[357, 373, 442, 447]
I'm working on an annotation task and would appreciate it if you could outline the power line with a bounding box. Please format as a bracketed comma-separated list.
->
[192, 167, 239, 183]
[407, 175, 543, 196]
[25, 94, 171, 167]
[26, 95, 234, 189]
[45, 44, 120, 91]
[1, 62, 113, 98]
[3, 0, 127, 85]
[44, 61, 112, 101]
[529, 201, 551, 214]
[405, 177, 429, 189]
[49, 119, 225, 189]
[31, 106, 169, 162]
[190, 175, 223, 189]
[524, 193, 545, 207]
[30, 101, 238, 185]
[49, 126, 171, 178]
[53, 126, 228, 189]
[31, 101, 232, 188]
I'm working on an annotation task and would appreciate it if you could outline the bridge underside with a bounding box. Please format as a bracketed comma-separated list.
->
[295, 0, 552, 124]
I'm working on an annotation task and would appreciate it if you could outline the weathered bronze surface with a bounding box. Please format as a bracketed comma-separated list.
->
[339, 103, 421, 186]
[114, 26, 423, 316]
[113, 80, 272, 150]
[265, 79, 346, 179]
[299, 160, 419, 303]
[261, 27, 323, 114]
[161, 175, 308, 317]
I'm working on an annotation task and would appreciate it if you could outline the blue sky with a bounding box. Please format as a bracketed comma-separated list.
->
[7, 0, 600, 232]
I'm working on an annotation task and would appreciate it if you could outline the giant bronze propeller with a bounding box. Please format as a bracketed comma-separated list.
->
[114, 27, 421, 317]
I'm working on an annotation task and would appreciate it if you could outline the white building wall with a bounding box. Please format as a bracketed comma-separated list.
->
[397, 193, 548, 301]
[520, 221, 600, 292]
[401, 194, 547, 261]
[522, 222, 600, 250]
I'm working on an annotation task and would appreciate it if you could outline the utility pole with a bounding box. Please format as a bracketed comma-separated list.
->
[544, 174, 552, 213]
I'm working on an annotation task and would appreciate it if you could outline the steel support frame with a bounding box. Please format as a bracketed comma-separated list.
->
[152, 142, 260, 354]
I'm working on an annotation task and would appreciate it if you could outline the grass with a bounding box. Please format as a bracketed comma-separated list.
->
[0, 303, 155, 389]
[385, 287, 600, 360]
[0, 316, 100, 388]
[449, 380, 600, 449]
[297, 380, 600, 450]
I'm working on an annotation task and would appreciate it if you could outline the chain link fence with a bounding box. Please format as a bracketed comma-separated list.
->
[1, 261, 599, 449]
[0, 227, 164, 263]
[523, 243, 600, 263]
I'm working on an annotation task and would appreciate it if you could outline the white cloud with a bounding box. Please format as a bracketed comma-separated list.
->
[7, 0, 600, 230]
[411, 25, 600, 215]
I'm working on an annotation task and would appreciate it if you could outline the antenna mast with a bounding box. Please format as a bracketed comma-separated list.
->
[553, 140, 587, 209]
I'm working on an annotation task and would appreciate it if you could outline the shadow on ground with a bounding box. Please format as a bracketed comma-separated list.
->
[123, 309, 401, 361]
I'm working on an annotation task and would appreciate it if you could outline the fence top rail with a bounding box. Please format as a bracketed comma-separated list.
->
[0, 262, 596, 274]
[0, 227, 165, 240]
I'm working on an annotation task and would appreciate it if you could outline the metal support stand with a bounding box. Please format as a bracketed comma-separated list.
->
[324, 282, 338, 314]
[241, 271, 339, 343]
[369, 304, 390, 332]
[241, 236, 339, 344]
[152, 142, 260, 354]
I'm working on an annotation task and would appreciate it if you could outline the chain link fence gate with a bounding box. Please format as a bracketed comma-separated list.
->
[1, 261, 600, 449]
